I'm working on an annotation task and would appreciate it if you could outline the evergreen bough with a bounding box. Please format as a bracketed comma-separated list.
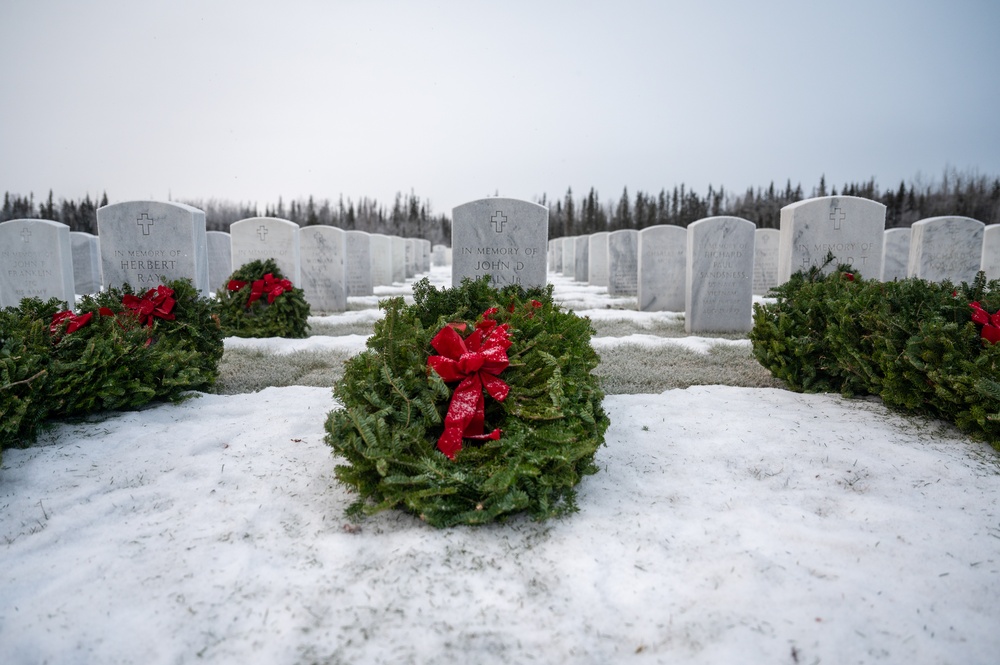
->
[751, 258, 1000, 449]
[0, 300, 56, 458]
[325, 276, 609, 527]
[0, 278, 223, 465]
[216, 258, 310, 338]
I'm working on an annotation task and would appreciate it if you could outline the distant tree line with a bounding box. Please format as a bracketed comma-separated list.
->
[1, 190, 109, 235]
[5, 169, 999, 244]
[0, 190, 449, 245]
[544, 168, 1000, 238]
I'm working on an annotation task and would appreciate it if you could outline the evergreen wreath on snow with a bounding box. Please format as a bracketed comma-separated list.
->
[325, 276, 609, 528]
[216, 258, 310, 338]
[0, 278, 223, 462]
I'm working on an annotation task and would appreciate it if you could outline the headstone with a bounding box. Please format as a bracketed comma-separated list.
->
[370, 234, 393, 286]
[607, 229, 639, 297]
[686, 216, 755, 333]
[345, 231, 374, 296]
[97, 200, 209, 293]
[880, 228, 911, 282]
[561, 236, 576, 276]
[777, 196, 886, 282]
[70, 231, 103, 296]
[404, 238, 416, 278]
[229, 217, 301, 284]
[637, 225, 686, 311]
[981, 224, 1000, 282]
[206, 231, 232, 292]
[574, 235, 590, 282]
[0, 219, 76, 308]
[549, 239, 563, 274]
[300, 225, 346, 313]
[432, 244, 449, 267]
[907, 216, 985, 284]
[451, 197, 548, 288]
[588, 232, 609, 287]
[752, 228, 780, 295]
[391, 236, 406, 283]
[420, 240, 432, 273]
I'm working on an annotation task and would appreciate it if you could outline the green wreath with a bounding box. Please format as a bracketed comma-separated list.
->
[217, 258, 310, 338]
[325, 276, 609, 527]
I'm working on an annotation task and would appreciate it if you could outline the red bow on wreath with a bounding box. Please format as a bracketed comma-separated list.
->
[970, 301, 1000, 344]
[427, 309, 511, 460]
[50, 310, 93, 336]
[122, 285, 176, 327]
[228, 273, 293, 307]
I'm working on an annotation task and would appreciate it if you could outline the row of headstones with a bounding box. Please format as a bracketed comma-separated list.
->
[445, 197, 758, 332]
[0, 201, 434, 313]
[548, 218, 760, 332]
[548, 197, 999, 331]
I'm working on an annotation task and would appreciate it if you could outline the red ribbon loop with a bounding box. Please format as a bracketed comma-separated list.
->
[50, 310, 93, 336]
[123, 285, 176, 327]
[970, 301, 1000, 344]
[241, 273, 293, 307]
[427, 311, 511, 459]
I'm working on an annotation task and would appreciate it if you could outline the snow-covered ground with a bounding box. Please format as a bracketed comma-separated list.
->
[2, 267, 998, 664]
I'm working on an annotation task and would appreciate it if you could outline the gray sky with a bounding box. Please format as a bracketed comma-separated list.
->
[2, 0, 998, 216]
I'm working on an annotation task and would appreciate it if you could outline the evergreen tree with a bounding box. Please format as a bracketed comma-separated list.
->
[306, 196, 318, 226]
[563, 187, 575, 236]
[657, 189, 670, 226]
[613, 186, 631, 230]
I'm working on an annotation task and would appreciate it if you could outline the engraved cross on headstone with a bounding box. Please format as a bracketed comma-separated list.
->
[830, 207, 845, 231]
[20, 228, 31, 242]
[136, 213, 154, 235]
[257, 225, 268, 241]
[491, 211, 507, 233]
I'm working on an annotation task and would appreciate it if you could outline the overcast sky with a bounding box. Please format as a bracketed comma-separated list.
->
[2, 0, 998, 216]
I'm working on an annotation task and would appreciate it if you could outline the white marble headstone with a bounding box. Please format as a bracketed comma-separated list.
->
[549, 239, 563, 274]
[229, 217, 301, 285]
[97, 200, 209, 294]
[752, 228, 780, 295]
[778, 196, 886, 282]
[588, 232, 609, 287]
[607, 229, 639, 297]
[0, 219, 76, 308]
[561, 236, 575, 276]
[451, 198, 548, 288]
[907, 216, 985, 284]
[981, 224, 1000, 282]
[574, 235, 590, 283]
[346, 231, 374, 297]
[70, 231, 103, 296]
[300, 225, 346, 313]
[206, 231, 232, 292]
[686, 216, 755, 333]
[404, 238, 416, 278]
[880, 228, 911, 282]
[637, 225, 686, 311]
[391, 236, 406, 283]
[369, 233, 393, 286]
[420, 240, 432, 273]
[432, 244, 449, 267]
